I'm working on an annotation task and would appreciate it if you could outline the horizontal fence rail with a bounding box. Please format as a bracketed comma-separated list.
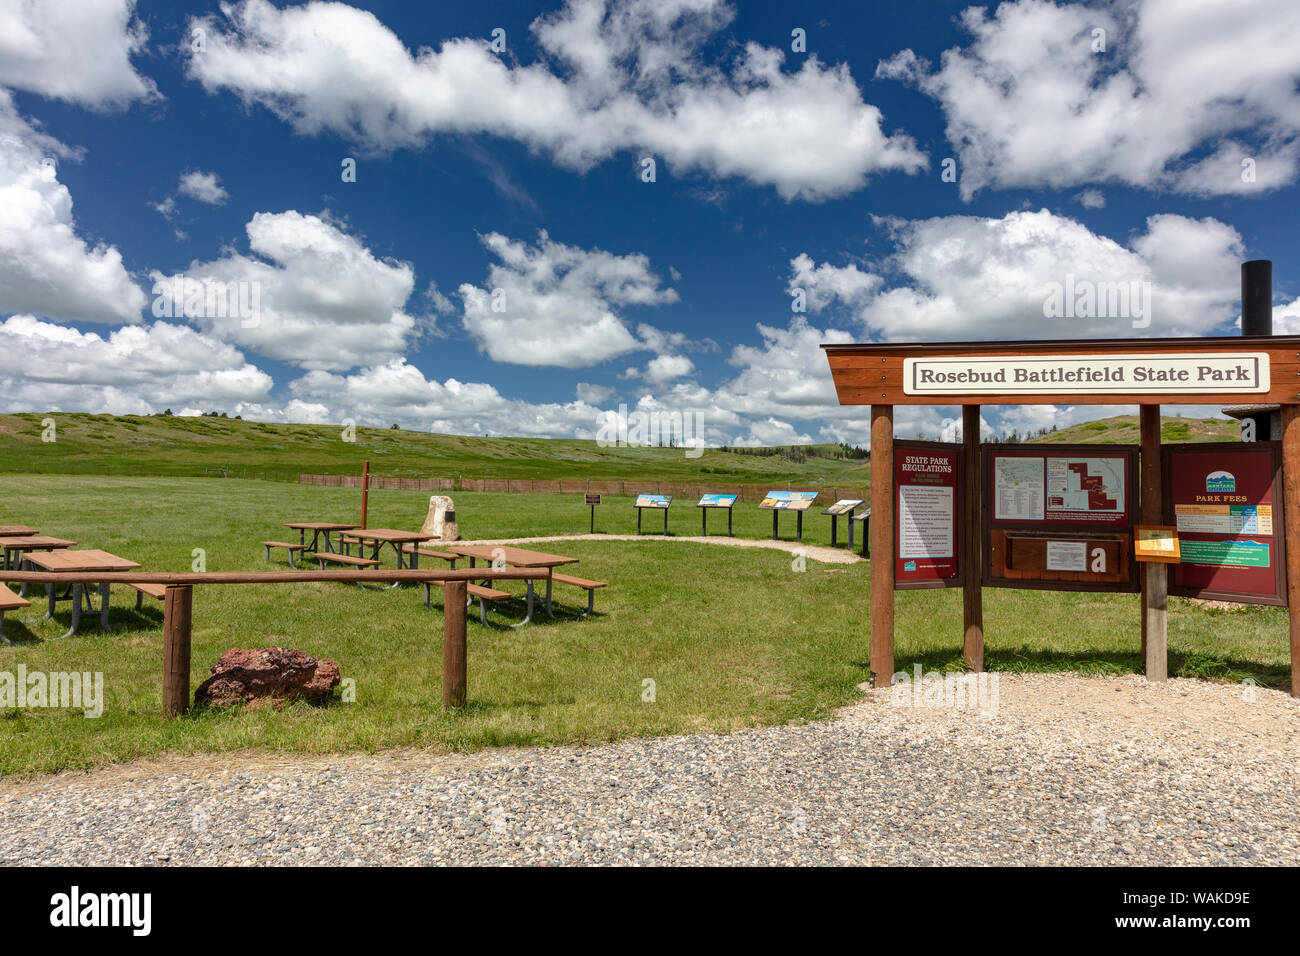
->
[0, 569, 538, 585]
[2, 568, 538, 715]
[299, 473, 869, 503]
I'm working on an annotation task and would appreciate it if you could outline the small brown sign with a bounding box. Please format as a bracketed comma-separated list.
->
[585, 493, 602, 506]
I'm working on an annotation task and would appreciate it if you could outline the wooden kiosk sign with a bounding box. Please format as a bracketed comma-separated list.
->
[822, 336, 1300, 696]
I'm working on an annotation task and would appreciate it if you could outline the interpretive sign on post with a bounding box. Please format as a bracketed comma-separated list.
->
[760, 491, 818, 541]
[1164, 443, 1285, 605]
[822, 498, 865, 548]
[635, 494, 672, 535]
[697, 493, 737, 536]
[894, 441, 961, 589]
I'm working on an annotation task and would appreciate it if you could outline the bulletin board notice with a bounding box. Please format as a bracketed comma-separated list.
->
[984, 445, 1136, 530]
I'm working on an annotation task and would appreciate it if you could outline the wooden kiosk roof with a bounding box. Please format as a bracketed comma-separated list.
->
[822, 335, 1300, 406]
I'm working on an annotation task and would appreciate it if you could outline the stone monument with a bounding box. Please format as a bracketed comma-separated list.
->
[420, 494, 459, 544]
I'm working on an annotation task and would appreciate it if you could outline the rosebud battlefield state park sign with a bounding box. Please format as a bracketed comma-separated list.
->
[824, 336, 1299, 406]
[904, 353, 1269, 396]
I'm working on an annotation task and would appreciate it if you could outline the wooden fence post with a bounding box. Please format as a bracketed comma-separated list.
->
[163, 584, 193, 718]
[443, 580, 467, 708]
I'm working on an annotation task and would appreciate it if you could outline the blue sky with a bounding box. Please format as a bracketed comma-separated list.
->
[2, 0, 1299, 446]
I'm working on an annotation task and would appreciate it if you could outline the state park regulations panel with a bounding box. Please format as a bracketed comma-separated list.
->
[894, 440, 962, 590]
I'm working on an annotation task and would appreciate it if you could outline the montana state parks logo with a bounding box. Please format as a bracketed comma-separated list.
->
[1206, 471, 1236, 493]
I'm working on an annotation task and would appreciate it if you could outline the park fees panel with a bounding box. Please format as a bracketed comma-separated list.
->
[1163, 443, 1285, 606]
[982, 444, 1139, 592]
[894, 441, 962, 589]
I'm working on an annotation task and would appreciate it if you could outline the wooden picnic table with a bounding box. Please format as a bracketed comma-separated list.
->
[3, 535, 76, 572]
[0, 526, 39, 537]
[21, 549, 142, 638]
[286, 521, 357, 554]
[446, 544, 580, 618]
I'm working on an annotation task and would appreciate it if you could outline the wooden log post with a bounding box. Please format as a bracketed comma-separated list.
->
[360, 460, 370, 530]
[162, 584, 193, 719]
[1282, 404, 1300, 697]
[1140, 406, 1167, 681]
[870, 405, 895, 687]
[443, 579, 468, 708]
[962, 405, 984, 671]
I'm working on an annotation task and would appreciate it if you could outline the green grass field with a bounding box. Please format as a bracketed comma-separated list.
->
[0, 411, 1236, 488]
[0, 474, 1289, 778]
[0, 412, 869, 485]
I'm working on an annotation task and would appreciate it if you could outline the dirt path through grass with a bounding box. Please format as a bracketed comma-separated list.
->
[463, 533, 862, 565]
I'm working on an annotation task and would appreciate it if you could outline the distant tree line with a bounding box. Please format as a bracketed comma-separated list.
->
[716, 442, 867, 463]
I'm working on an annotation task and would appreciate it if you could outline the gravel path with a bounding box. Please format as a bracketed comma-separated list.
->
[465, 533, 862, 564]
[2, 673, 1297, 865]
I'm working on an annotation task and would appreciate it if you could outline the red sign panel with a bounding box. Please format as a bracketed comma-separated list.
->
[1164, 443, 1285, 605]
[984, 445, 1135, 529]
[894, 441, 961, 589]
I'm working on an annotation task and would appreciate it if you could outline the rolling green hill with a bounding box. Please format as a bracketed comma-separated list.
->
[0, 411, 1240, 484]
[1026, 414, 1238, 445]
[0, 412, 869, 484]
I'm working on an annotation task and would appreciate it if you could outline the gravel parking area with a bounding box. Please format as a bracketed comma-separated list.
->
[2, 673, 1297, 866]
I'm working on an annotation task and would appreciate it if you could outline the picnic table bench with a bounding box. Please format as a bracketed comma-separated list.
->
[424, 577, 540, 627]
[310, 551, 380, 588]
[446, 545, 606, 620]
[400, 545, 459, 566]
[0, 526, 39, 538]
[262, 540, 307, 566]
[549, 573, 607, 617]
[0, 585, 30, 643]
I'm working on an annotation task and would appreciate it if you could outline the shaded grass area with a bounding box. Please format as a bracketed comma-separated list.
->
[0, 476, 1289, 777]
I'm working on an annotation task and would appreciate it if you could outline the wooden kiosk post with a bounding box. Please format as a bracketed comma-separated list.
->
[824, 336, 1300, 697]
[962, 405, 984, 671]
[869, 405, 895, 686]
[1139, 406, 1167, 680]
[1284, 405, 1300, 697]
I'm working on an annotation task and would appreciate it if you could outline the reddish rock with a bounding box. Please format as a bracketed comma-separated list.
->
[194, 647, 341, 710]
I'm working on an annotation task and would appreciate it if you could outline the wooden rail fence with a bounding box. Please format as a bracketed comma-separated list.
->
[1, 568, 537, 716]
[299, 473, 869, 503]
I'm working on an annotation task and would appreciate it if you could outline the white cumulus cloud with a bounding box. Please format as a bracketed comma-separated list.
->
[185, 0, 926, 201]
[878, 0, 1300, 198]
[0, 313, 272, 414]
[0, 91, 147, 323]
[459, 230, 679, 368]
[150, 211, 418, 371]
[0, 0, 157, 108]
[791, 209, 1244, 341]
[177, 169, 229, 205]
